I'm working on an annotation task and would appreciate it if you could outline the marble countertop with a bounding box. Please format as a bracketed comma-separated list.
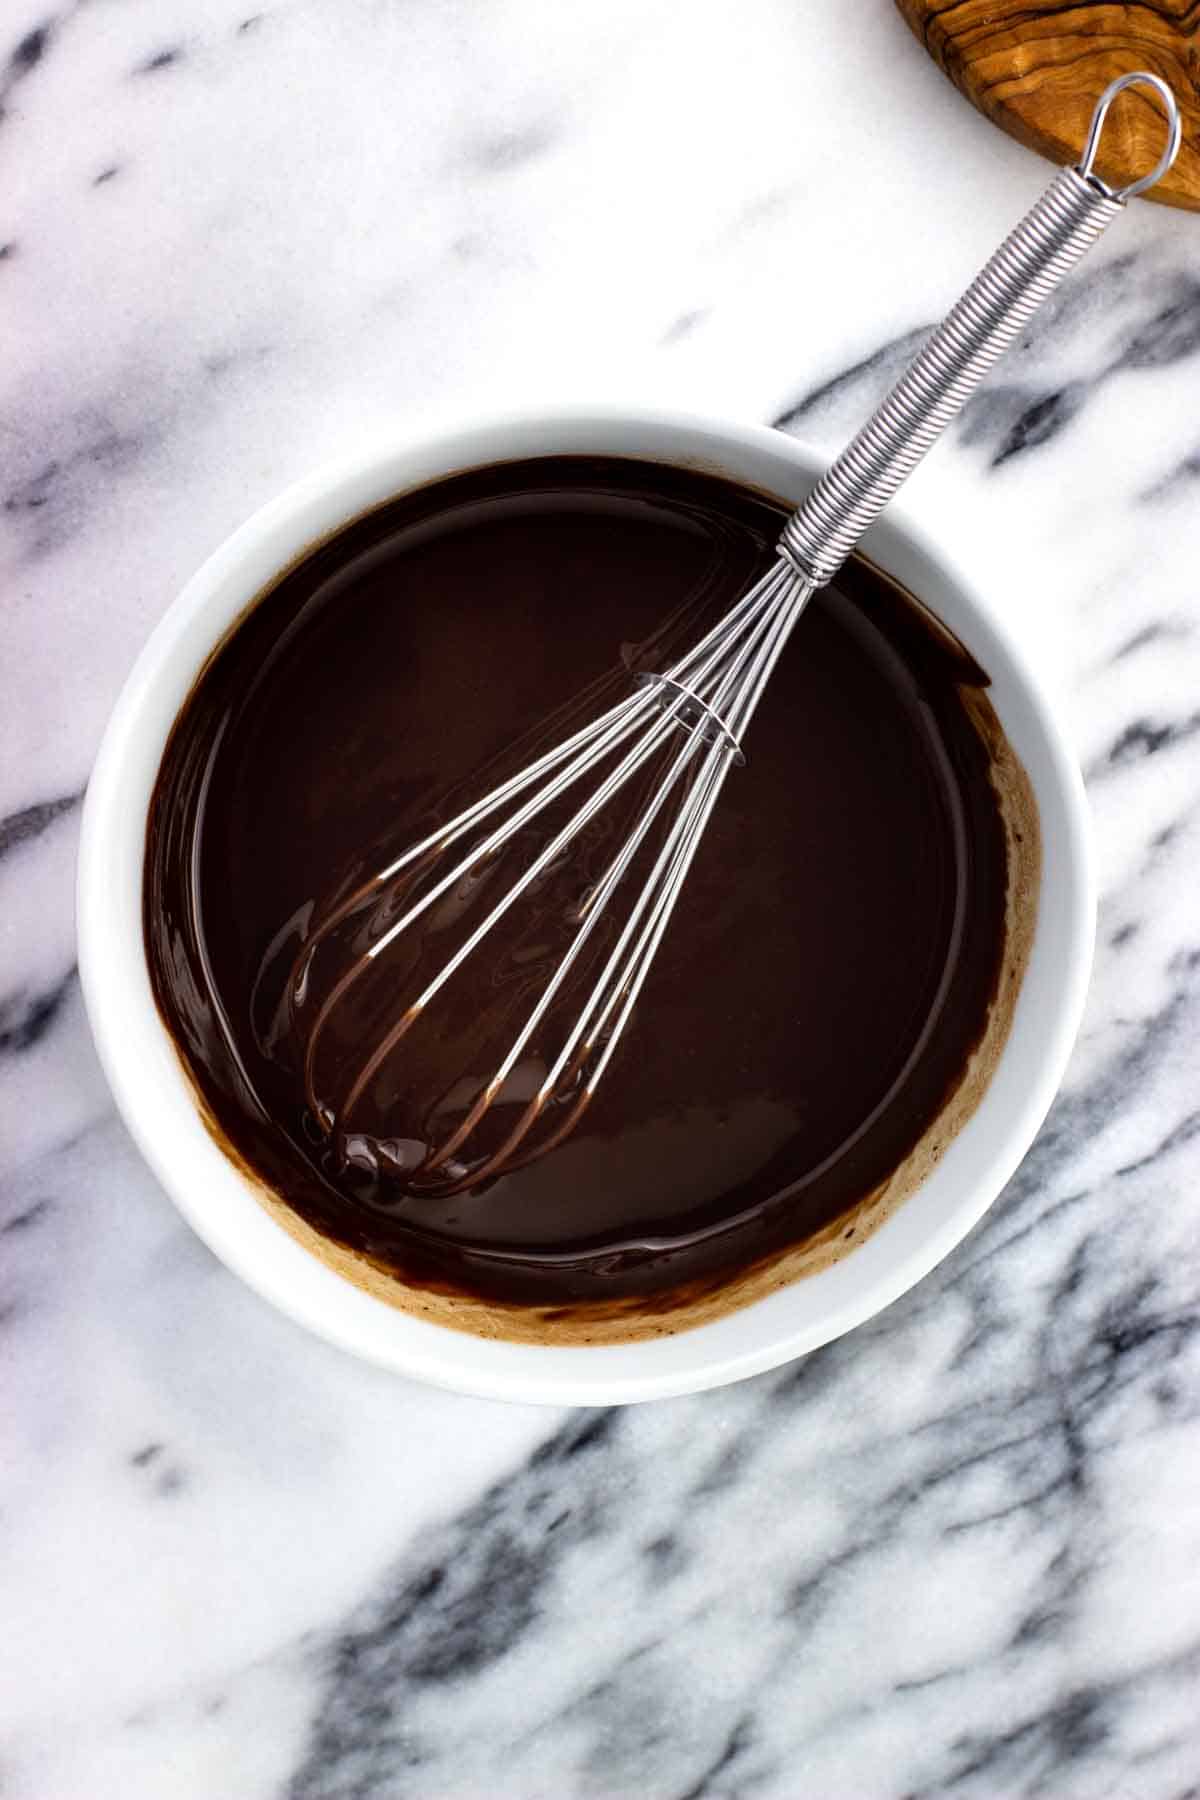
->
[4, 2, 1200, 1794]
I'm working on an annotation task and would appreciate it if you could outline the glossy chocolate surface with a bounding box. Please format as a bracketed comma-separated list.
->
[145, 456, 1012, 1312]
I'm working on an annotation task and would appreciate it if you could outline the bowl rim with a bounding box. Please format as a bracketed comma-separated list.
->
[77, 402, 1095, 1404]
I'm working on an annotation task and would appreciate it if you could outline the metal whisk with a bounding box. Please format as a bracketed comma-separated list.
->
[292, 74, 1179, 1195]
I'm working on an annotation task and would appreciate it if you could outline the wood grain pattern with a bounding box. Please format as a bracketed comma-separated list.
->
[895, 2, 1200, 211]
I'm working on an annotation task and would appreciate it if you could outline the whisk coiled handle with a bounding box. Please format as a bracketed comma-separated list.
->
[778, 72, 1180, 588]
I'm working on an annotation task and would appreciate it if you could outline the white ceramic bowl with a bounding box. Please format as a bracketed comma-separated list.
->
[78, 407, 1093, 1404]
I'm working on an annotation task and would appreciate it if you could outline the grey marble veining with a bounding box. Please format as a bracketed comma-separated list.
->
[2, 1, 1199, 1795]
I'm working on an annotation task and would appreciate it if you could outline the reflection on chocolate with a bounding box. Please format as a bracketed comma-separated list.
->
[145, 456, 1034, 1339]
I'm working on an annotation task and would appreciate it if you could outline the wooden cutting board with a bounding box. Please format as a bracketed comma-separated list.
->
[895, 1, 1199, 211]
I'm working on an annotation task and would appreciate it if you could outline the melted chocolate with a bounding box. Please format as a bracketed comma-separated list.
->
[145, 456, 1012, 1314]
